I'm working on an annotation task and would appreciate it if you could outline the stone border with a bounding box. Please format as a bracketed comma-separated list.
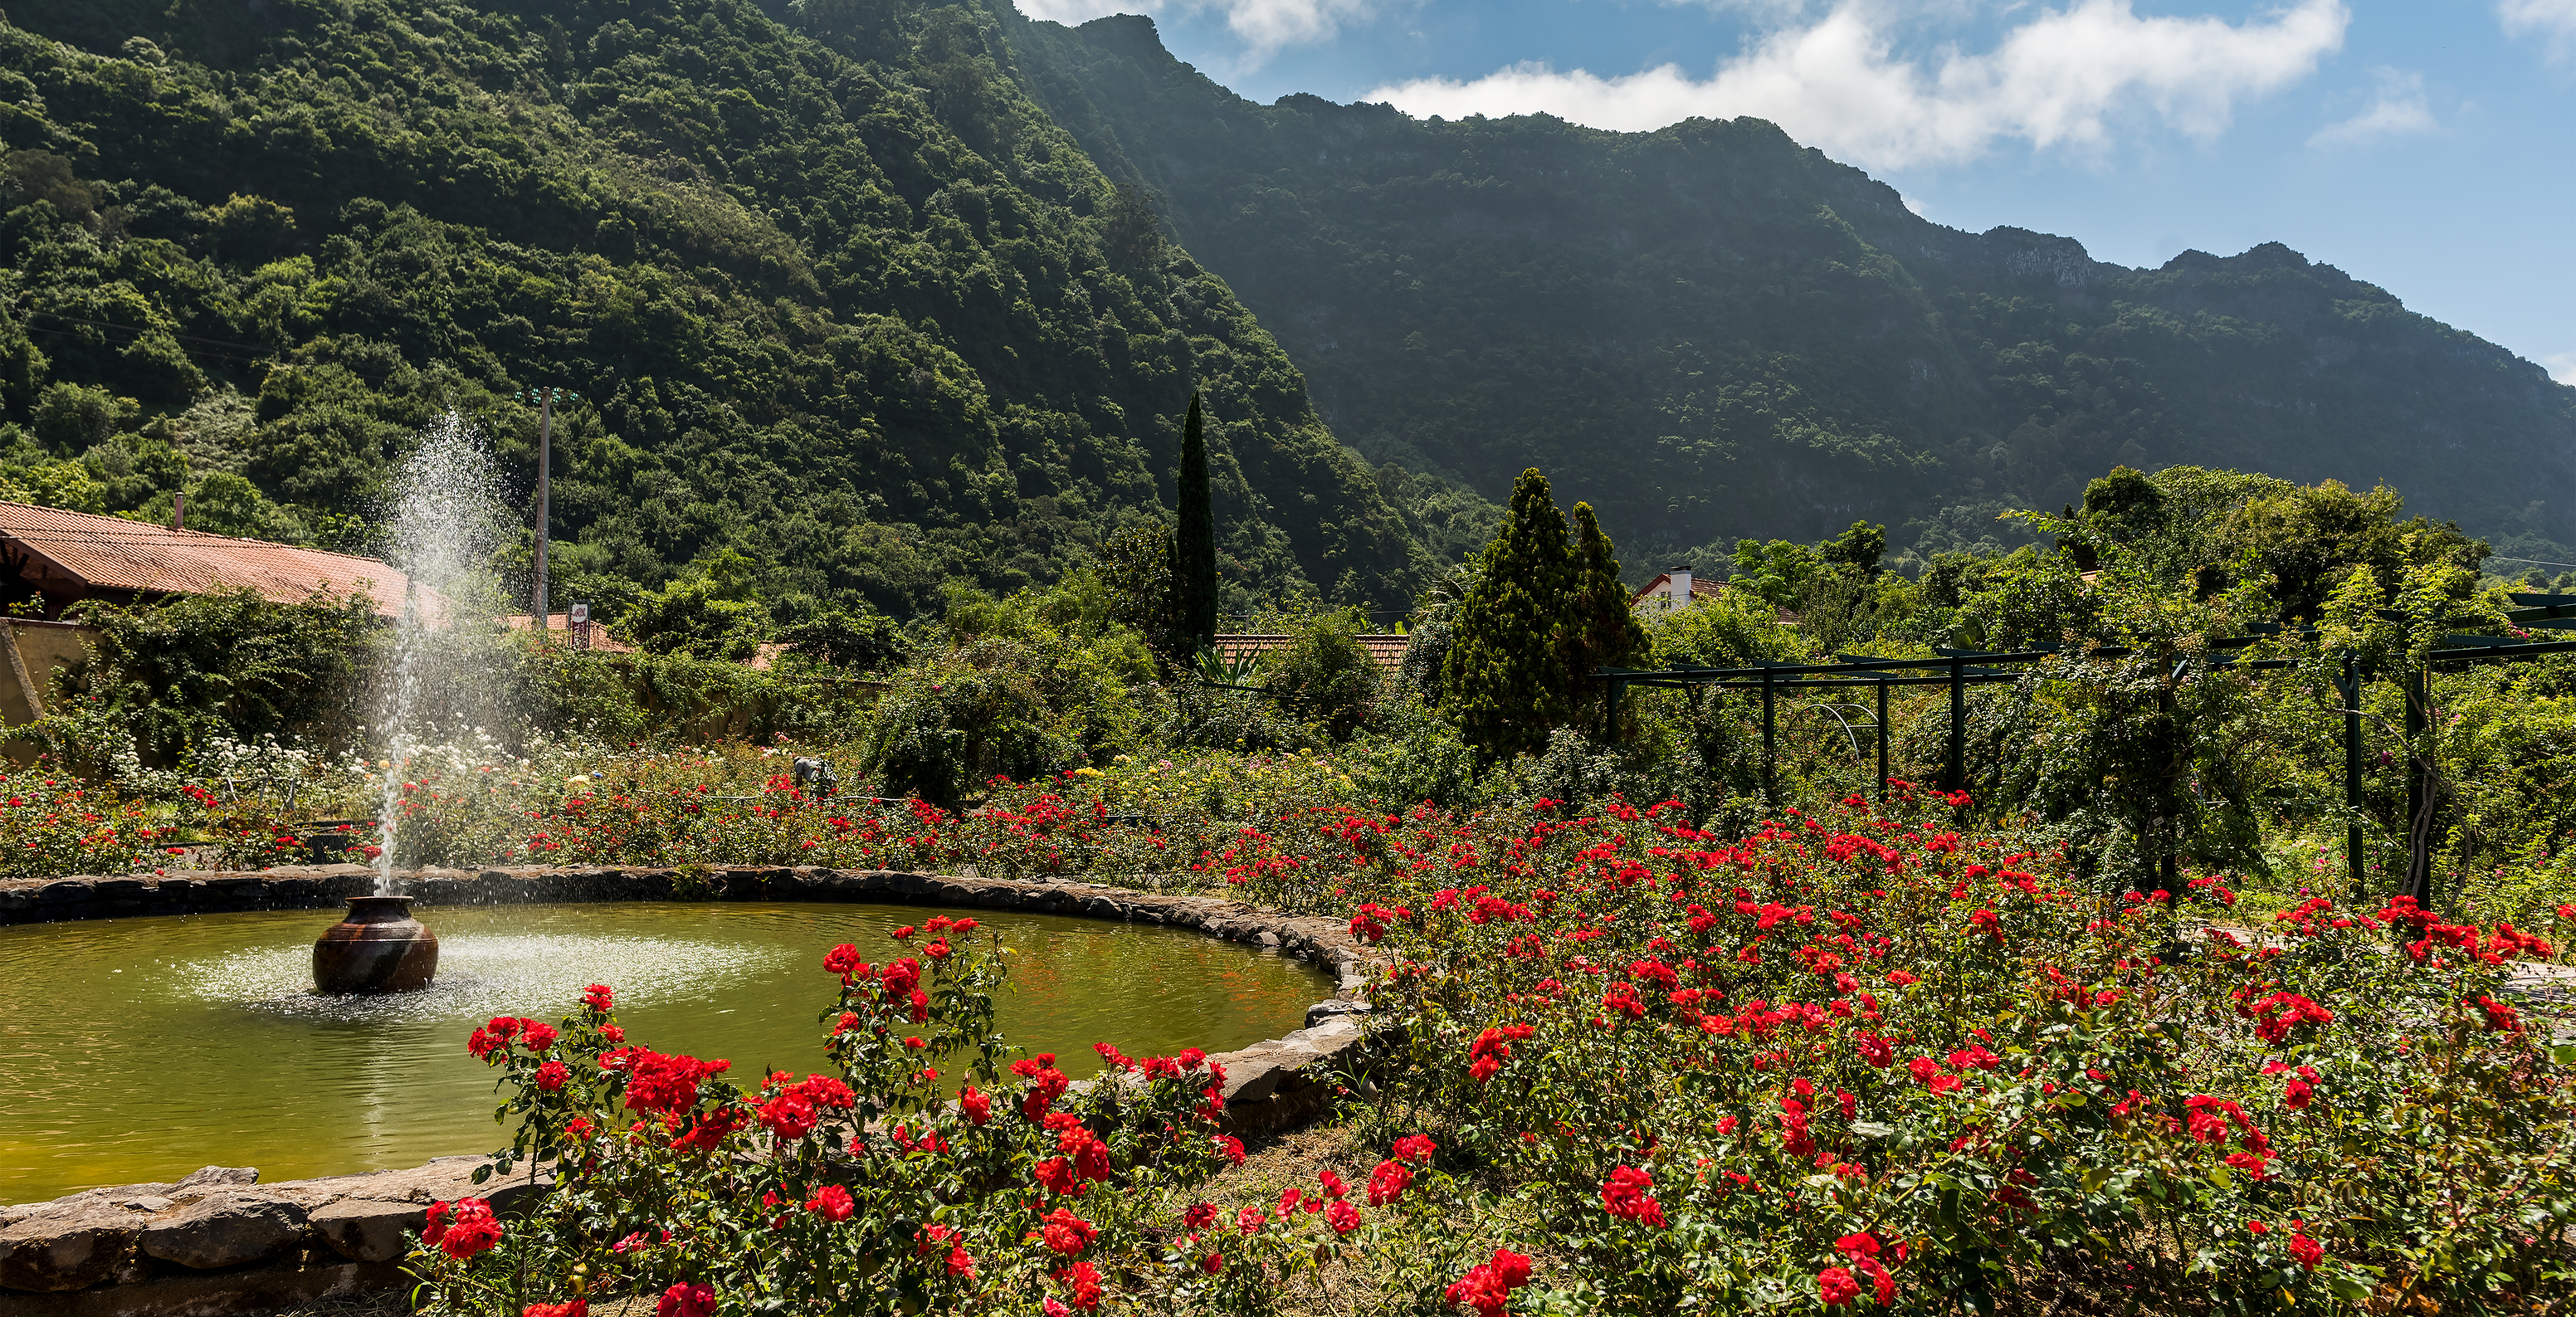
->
[1, 865, 1381, 1315]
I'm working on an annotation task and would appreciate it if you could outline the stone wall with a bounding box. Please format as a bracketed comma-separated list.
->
[0, 865, 1381, 1316]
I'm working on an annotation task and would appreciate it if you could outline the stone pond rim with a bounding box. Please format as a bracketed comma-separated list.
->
[310, 895, 438, 995]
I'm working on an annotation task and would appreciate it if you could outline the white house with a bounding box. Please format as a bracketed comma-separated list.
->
[1631, 567, 1723, 615]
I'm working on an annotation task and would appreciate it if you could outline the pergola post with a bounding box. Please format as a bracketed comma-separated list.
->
[2404, 663, 2433, 906]
[1944, 657, 1964, 793]
[2341, 653, 2364, 902]
[1875, 677, 1890, 803]
[1761, 667, 1778, 808]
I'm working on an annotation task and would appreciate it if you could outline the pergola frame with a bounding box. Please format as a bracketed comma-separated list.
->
[1593, 593, 2576, 907]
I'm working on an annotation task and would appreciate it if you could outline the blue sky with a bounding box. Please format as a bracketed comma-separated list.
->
[1013, 0, 2576, 385]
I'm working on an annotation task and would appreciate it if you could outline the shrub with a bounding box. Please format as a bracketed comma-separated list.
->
[52, 588, 377, 767]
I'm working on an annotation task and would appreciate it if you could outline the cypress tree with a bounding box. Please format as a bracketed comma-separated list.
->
[1566, 500, 1650, 734]
[1442, 469, 1577, 760]
[1172, 393, 1219, 653]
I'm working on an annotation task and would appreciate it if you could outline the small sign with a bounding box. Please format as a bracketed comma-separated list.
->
[569, 603, 589, 623]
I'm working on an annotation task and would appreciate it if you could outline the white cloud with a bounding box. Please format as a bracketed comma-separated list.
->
[1364, 0, 2349, 170]
[2308, 67, 2435, 146]
[2500, 0, 2576, 63]
[1012, 0, 1385, 56]
[2545, 350, 2576, 386]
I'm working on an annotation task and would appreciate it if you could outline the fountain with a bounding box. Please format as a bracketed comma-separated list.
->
[310, 412, 513, 993]
[312, 895, 440, 993]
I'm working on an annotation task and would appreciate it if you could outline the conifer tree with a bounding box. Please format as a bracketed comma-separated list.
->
[1442, 469, 1578, 760]
[1566, 500, 1650, 729]
[1172, 393, 1218, 653]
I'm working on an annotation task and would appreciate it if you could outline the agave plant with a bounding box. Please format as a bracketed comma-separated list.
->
[1193, 646, 1265, 686]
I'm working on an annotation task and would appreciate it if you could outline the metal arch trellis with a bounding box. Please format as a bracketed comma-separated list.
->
[1593, 592, 2576, 908]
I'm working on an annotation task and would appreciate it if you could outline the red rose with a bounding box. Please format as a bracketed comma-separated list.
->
[1819, 1266, 1862, 1306]
[656, 1283, 714, 1317]
[805, 1185, 855, 1220]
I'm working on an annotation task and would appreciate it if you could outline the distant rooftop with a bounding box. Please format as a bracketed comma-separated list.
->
[1214, 632, 1409, 675]
[0, 501, 407, 617]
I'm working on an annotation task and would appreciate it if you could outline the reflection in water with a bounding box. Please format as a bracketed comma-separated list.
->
[0, 902, 1328, 1203]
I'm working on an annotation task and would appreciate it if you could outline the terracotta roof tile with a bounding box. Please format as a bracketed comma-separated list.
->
[1213, 632, 1411, 675]
[0, 501, 407, 615]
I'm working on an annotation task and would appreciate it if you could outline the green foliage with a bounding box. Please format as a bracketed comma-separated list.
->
[1253, 607, 1382, 739]
[2014, 556, 2276, 892]
[619, 549, 772, 661]
[54, 588, 376, 764]
[1646, 583, 1808, 668]
[861, 580, 1156, 802]
[1090, 521, 1183, 665]
[772, 607, 905, 674]
[1564, 502, 1649, 719]
[1442, 470, 1578, 760]
[1728, 538, 1823, 610]
[1172, 392, 1217, 651]
[0, 0, 1447, 621]
[860, 640, 1075, 806]
[1817, 519, 1886, 574]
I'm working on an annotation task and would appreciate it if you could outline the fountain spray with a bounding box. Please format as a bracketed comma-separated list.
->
[370, 410, 510, 893]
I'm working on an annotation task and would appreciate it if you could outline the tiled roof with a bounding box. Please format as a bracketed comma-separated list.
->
[1214, 632, 1411, 675]
[0, 501, 407, 615]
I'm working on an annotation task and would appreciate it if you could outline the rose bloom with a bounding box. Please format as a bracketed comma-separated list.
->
[534, 1060, 570, 1092]
[805, 1185, 855, 1221]
[1818, 1266, 1862, 1306]
[524, 1303, 588, 1317]
[1053, 1258, 1105, 1310]
[426, 1198, 502, 1261]
[1325, 1200, 1362, 1235]
[1040, 1207, 1098, 1256]
[656, 1284, 715, 1317]
[1366, 1159, 1412, 1207]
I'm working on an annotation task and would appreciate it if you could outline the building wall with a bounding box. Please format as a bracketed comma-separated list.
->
[0, 618, 95, 729]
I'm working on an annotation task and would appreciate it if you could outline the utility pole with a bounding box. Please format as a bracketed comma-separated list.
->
[515, 387, 580, 636]
[533, 388, 553, 635]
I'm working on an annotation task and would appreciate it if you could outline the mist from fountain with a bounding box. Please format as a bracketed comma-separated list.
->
[371, 410, 512, 894]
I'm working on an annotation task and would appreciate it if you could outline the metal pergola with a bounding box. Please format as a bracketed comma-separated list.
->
[1593, 593, 2576, 905]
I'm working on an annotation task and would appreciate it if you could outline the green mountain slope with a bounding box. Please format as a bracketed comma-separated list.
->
[1004, 12, 2576, 568]
[0, 0, 1447, 618]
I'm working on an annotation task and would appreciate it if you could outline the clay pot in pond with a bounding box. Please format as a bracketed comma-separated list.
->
[313, 895, 439, 994]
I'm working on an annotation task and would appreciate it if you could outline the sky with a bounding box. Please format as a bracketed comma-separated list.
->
[1009, 0, 2576, 385]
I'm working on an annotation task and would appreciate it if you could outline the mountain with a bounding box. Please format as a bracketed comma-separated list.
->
[0, 0, 1457, 620]
[1001, 11, 2576, 571]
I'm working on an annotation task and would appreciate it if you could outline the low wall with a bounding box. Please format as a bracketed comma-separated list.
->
[0, 865, 1380, 1316]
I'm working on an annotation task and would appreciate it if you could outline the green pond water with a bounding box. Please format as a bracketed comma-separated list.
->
[0, 902, 1330, 1205]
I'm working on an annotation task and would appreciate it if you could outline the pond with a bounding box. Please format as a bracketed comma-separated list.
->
[0, 901, 1331, 1204]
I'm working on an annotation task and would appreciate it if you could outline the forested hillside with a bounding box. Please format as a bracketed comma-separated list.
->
[1003, 10, 2576, 572]
[0, 0, 1474, 622]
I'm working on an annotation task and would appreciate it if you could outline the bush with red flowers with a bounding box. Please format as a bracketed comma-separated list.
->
[402, 913, 1448, 1317]
[1296, 786, 2576, 1312]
